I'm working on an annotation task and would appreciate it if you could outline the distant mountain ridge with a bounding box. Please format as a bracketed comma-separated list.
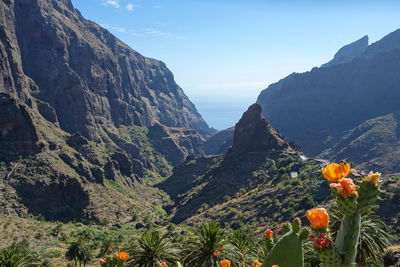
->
[256, 28, 400, 173]
[321, 35, 368, 68]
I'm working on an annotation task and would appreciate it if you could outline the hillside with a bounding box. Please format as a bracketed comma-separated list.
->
[256, 29, 400, 172]
[0, 0, 214, 223]
[159, 104, 327, 228]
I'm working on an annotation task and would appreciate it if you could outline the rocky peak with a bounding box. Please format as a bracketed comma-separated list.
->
[230, 104, 291, 154]
[321, 35, 369, 68]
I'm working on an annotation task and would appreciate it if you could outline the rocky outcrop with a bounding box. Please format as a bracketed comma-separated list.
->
[0, 93, 41, 160]
[17, 175, 90, 221]
[229, 104, 291, 154]
[321, 35, 368, 68]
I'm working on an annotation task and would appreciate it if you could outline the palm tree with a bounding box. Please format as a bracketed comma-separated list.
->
[330, 206, 390, 267]
[98, 238, 116, 257]
[0, 240, 40, 267]
[226, 228, 256, 267]
[65, 239, 92, 267]
[181, 222, 227, 267]
[128, 230, 178, 267]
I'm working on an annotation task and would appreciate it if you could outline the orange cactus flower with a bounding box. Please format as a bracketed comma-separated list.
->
[306, 208, 329, 229]
[322, 161, 352, 183]
[221, 259, 231, 267]
[213, 251, 221, 257]
[118, 251, 129, 261]
[99, 259, 106, 265]
[364, 171, 381, 187]
[251, 260, 261, 267]
[330, 178, 358, 200]
[159, 262, 167, 267]
[272, 265, 279, 267]
[265, 229, 273, 239]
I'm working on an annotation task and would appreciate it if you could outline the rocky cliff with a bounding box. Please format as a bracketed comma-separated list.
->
[257, 29, 400, 167]
[0, 0, 213, 223]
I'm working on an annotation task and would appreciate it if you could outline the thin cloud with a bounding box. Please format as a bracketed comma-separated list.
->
[101, 24, 143, 37]
[100, 24, 187, 40]
[154, 5, 161, 9]
[126, 3, 134, 11]
[103, 0, 120, 8]
[145, 28, 188, 40]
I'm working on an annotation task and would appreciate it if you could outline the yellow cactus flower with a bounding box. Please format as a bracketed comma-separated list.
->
[221, 259, 231, 267]
[322, 161, 352, 183]
[306, 208, 329, 229]
[364, 171, 381, 186]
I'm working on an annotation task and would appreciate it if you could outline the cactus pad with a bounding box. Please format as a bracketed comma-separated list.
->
[262, 232, 304, 267]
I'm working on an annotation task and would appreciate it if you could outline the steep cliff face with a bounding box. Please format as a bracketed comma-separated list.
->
[0, 0, 212, 222]
[257, 29, 400, 159]
[6, 0, 212, 140]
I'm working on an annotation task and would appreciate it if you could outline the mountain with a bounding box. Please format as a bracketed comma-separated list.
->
[158, 104, 314, 226]
[203, 126, 234, 155]
[0, 0, 214, 223]
[321, 35, 368, 68]
[257, 29, 400, 172]
[320, 112, 400, 174]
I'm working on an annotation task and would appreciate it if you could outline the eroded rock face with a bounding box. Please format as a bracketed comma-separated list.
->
[17, 175, 90, 221]
[149, 122, 205, 165]
[7, 0, 213, 140]
[230, 104, 290, 154]
[0, 94, 41, 160]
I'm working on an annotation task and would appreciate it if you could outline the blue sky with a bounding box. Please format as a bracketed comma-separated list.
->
[71, 0, 400, 130]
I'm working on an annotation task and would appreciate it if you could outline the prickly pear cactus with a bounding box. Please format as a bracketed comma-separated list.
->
[307, 162, 382, 267]
[262, 218, 307, 267]
[262, 232, 304, 267]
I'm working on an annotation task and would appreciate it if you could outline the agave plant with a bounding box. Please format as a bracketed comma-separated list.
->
[127, 230, 178, 267]
[329, 206, 390, 267]
[65, 239, 93, 267]
[181, 222, 227, 267]
[0, 240, 40, 267]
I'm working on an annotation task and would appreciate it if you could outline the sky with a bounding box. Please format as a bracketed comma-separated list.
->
[71, 0, 400, 130]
